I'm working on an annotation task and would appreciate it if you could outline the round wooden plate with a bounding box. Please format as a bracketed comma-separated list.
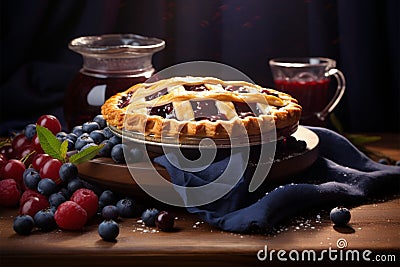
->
[77, 126, 319, 197]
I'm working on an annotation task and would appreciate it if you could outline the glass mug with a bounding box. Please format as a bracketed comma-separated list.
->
[269, 57, 345, 126]
[64, 34, 165, 130]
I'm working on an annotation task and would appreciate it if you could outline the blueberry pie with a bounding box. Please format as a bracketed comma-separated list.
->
[101, 77, 302, 140]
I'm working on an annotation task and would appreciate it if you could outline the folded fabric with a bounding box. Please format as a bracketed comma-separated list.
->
[154, 127, 400, 233]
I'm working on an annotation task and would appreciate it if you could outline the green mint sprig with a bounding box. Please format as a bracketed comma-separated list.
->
[36, 125, 103, 164]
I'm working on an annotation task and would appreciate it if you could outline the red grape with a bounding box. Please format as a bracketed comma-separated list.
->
[32, 154, 52, 171]
[37, 115, 62, 134]
[19, 196, 50, 217]
[40, 158, 63, 184]
[31, 134, 45, 154]
[1, 159, 26, 185]
[17, 145, 37, 167]
[12, 134, 31, 154]
[0, 154, 7, 173]
[0, 144, 14, 159]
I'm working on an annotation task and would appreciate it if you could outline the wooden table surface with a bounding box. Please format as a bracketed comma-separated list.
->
[1, 132, 399, 267]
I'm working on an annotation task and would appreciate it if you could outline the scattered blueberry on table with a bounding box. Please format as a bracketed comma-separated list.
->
[330, 206, 351, 226]
[98, 220, 120, 241]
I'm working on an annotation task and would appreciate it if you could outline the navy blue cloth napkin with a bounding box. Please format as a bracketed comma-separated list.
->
[154, 127, 400, 233]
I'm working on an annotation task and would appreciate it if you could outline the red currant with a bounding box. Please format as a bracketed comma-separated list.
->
[37, 115, 62, 134]
[40, 158, 62, 184]
[1, 159, 26, 186]
[32, 154, 52, 171]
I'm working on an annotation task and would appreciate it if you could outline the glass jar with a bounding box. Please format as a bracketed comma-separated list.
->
[64, 34, 165, 130]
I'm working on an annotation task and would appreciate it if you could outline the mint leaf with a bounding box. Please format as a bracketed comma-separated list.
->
[69, 144, 104, 165]
[60, 140, 69, 162]
[36, 125, 63, 161]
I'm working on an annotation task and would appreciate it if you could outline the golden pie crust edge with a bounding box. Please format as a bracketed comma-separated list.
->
[101, 77, 302, 139]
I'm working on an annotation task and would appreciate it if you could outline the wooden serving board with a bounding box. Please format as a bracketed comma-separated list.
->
[78, 126, 319, 197]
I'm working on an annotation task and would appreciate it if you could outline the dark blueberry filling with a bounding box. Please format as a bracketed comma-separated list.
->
[225, 85, 249, 93]
[148, 103, 176, 119]
[118, 91, 134, 108]
[183, 84, 208, 92]
[261, 89, 279, 98]
[145, 88, 168, 101]
[195, 114, 228, 122]
[191, 100, 218, 119]
[233, 102, 261, 118]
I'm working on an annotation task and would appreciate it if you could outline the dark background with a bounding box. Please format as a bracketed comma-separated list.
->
[1, 0, 399, 135]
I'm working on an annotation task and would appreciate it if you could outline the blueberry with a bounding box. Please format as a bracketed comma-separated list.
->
[109, 135, 122, 146]
[23, 167, 35, 179]
[102, 127, 114, 139]
[23, 169, 41, 190]
[285, 136, 298, 149]
[98, 140, 114, 157]
[98, 220, 119, 241]
[90, 130, 106, 144]
[37, 178, 58, 196]
[155, 211, 175, 231]
[93, 115, 107, 129]
[116, 198, 138, 218]
[13, 215, 35, 235]
[66, 139, 75, 151]
[67, 178, 84, 194]
[295, 140, 307, 153]
[141, 208, 159, 226]
[65, 132, 78, 142]
[111, 144, 126, 163]
[75, 133, 94, 150]
[82, 121, 100, 133]
[59, 163, 78, 182]
[80, 143, 97, 152]
[49, 206, 57, 214]
[72, 125, 84, 136]
[56, 132, 68, 141]
[102, 205, 119, 220]
[330, 206, 351, 226]
[58, 188, 71, 199]
[378, 158, 389, 165]
[48, 192, 66, 207]
[127, 147, 144, 163]
[24, 124, 36, 140]
[34, 208, 57, 232]
[99, 190, 117, 206]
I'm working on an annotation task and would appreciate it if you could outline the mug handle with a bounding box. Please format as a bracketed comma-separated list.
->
[316, 68, 346, 121]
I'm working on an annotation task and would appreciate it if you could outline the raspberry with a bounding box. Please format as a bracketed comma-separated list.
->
[70, 188, 98, 219]
[54, 201, 87, 230]
[0, 179, 21, 207]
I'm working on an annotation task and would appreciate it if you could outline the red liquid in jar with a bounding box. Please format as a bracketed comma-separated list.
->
[64, 72, 147, 130]
[274, 79, 330, 118]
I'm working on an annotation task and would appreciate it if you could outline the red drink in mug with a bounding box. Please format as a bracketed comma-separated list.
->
[269, 57, 345, 126]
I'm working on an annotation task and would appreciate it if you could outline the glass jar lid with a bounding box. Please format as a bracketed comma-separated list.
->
[69, 34, 165, 58]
